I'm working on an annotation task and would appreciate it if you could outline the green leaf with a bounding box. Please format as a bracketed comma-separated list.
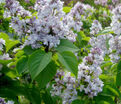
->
[0, 32, 20, 52]
[42, 91, 53, 104]
[63, 7, 71, 13]
[97, 27, 114, 36]
[58, 51, 78, 76]
[72, 99, 85, 104]
[27, 87, 41, 104]
[0, 59, 13, 65]
[16, 56, 28, 74]
[116, 61, 121, 86]
[76, 31, 90, 47]
[76, 32, 82, 47]
[105, 85, 119, 97]
[0, 32, 9, 41]
[36, 61, 57, 88]
[0, 76, 26, 100]
[15, 50, 24, 58]
[97, 101, 110, 104]
[94, 94, 115, 104]
[55, 39, 79, 52]
[6, 40, 20, 52]
[23, 46, 35, 55]
[0, 76, 41, 104]
[28, 50, 52, 79]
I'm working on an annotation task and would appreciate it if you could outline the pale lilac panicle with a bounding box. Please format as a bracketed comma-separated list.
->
[90, 20, 102, 35]
[50, 70, 65, 97]
[94, 0, 108, 6]
[78, 47, 104, 97]
[32, 0, 76, 48]
[6, 0, 76, 49]
[10, 17, 26, 36]
[0, 98, 6, 104]
[51, 46, 104, 102]
[109, 5, 121, 62]
[70, 2, 85, 18]
[109, 35, 121, 62]
[64, 2, 95, 32]
[3, 10, 11, 18]
[63, 14, 83, 32]
[89, 34, 113, 55]
[50, 71, 77, 104]
[70, 2, 95, 19]
[111, 4, 121, 35]
[5, 0, 31, 17]
[112, 0, 119, 5]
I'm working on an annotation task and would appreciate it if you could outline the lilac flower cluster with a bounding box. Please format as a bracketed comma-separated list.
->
[77, 47, 104, 98]
[50, 70, 77, 104]
[90, 20, 102, 35]
[108, 5, 121, 62]
[112, 0, 119, 5]
[0, 98, 6, 104]
[111, 4, 121, 36]
[94, 0, 108, 6]
[5, 0, 77, 49]
[50, 47, 104, 103]
[5, 0, 31, 17]
[0, 98, 14, 104]
[94, 0, 119, 7]
[90, 31, 121, 63]
[69, 2, 95, 19]
[89, 34, 113, 55]
[109, 36, 121, 62]
[63, 2, 95, 32]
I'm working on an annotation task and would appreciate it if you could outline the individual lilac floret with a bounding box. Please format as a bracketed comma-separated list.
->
[0, 53, 11, 60]
[0, 38, 5, 51]
[6, 100, 14, 104]
[0, 38, 11, 60]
